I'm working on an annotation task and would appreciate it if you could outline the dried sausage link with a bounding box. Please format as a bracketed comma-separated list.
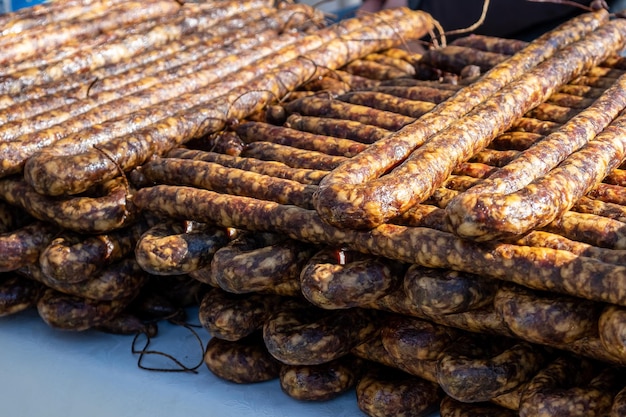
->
[313, 11, 615, 229]
[282, 96, 416, 131]
[436, 334, 550, 402]
[356, 364, 442, 417]
[510, 117, 560, 135]
[279, 356, 362, 401]
[489, 131, 544, 150]
[380, 315, 461, 363]
[198, 288, 294, 341]
[403, 265, 497, 315]
[242, 142, 347, 171]
[337, 91, 436, 118]
[235, 121, 367, 157]
[39, 219, 150, 284]
[0, 273, 42, 317]
[210, 232, 314, 295]
[369, 84, 456, 104]
[263, 306, 380, 365]
[299, 247, 400, 309]
[135, 220, 229, 276]
[0, 176, 134, 234]
[284, 113, 391, 144]
[204, 333, 282, 384]
[166, 148, 328, 185]
[524, 102, 582, 123]
[342, 58, 412, 80]
[36, 287, 130, 331]
[519, 356, 620, 417]
[450, 34, 527, 55]
[494, 284, 599, 346]
[419, 44, 508, 73]
[21, 257, 148, 301]
[362, 52, 417, 76]
[0, 221, 58, 273]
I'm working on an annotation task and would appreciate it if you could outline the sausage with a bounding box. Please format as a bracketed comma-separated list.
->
[403, 265, 497, 315]
[494, 284, 599, 346]
[367, 84, 455, 104]
[342, 58, 412, 80]
[313, 11, 615, 229]
[198, 287, 296, 341]
[282, 96, 416, 131]
[166, 147, 327, 185]
[140, 156, 318, 209]
[519, 356, 619, 417]
[436, 334, 550, 402]
[132, 185, 626, 307]
[510, 117, 560, 135]
[467, 148, 519, 167]
[39, 219, 151, 283]
[203, 333, 282, 384]
[20, 257, 148, 302]
[524, 102, 582, 123]
[356, 364, 442, 417]
[450, 34, 527, 55]
[263, 306, 380, 365]
[337, 91, 436, 118]
[135, 220, 229, 276]
[284, 113, 391, 144]
[210, 232, 313, 296]
[299, 247, 400, 309]
[36, 287, 130, 331]
[0, 176, 135, 234]
[0, 221, 58, 272]
[0, 273, 42, 317]
[380, 315, 460, 362]
[489, 131, 544, 150]
[546, 92, 597, 108]
[279, 356, 362, 401]
[419, 44, 509, 74]
[235, 121, 367, 157]
[362, 52, 417, 76]
[541, 210, 626, 250]
[513, 229, 626, 265]
[241, 142, 347, 171]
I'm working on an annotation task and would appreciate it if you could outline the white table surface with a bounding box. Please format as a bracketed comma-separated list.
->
[1, 308, 440, 417]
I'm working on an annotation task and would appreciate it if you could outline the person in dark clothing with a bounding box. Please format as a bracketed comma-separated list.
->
[359, 0, 622, 40]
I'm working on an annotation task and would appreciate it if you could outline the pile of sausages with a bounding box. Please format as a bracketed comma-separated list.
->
[4, 1, 626, 416]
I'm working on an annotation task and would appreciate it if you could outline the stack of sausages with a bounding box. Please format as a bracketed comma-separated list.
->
[132, 7, 626, 416]
[4, 1, 626, 416]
